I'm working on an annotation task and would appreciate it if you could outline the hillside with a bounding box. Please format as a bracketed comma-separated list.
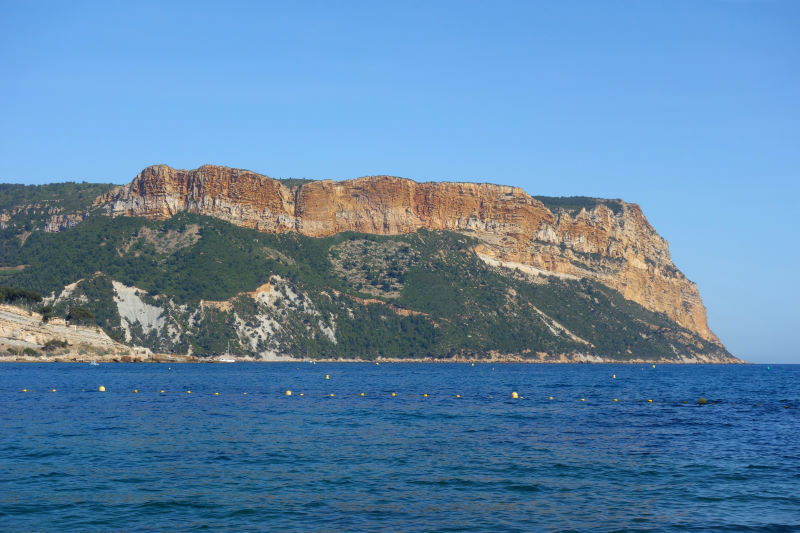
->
[97, 164, 717, 342]
[0, 303, 165, 362]
[0, 166, 738, 362]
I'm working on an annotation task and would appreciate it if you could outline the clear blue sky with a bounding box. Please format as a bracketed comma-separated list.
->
[1, 0, 797, 363]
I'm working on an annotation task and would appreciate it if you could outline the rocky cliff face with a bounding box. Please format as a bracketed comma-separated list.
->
[0, 204, 85, 232]
[97, 164, 720, 344]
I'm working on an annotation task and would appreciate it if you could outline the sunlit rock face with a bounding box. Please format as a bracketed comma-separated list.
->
[97, 164, 719, 344]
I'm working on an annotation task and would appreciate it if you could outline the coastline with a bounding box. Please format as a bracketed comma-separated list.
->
[0, 354, 745, 364]
[1, 303, 743, 364]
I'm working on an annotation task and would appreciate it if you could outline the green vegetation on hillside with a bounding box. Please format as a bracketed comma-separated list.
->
[534, 195, 624, 216]
[277, 178, 317, 188]
[329, 238, 419, 297]
[0, 182, 117, 262]
[0, 208, 727, 361]
[0, 286, 42, 305]
[0, 182, 117, 212]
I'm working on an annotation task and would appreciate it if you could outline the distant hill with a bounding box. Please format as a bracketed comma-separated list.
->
[0, 165, 738, 362]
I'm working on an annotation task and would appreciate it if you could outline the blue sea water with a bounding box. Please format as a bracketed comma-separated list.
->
[0, 363, 798, 532]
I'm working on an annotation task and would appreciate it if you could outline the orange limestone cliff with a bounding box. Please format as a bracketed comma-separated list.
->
[97, 164, 720, 344]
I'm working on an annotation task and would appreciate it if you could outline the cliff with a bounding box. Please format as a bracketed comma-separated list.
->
[0, 303, 155, 362]
[96, 164, 720, 345]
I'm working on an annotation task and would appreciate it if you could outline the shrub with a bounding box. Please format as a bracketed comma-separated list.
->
[66, 306, 94, 324]
[38, 304, 54, 323]
[0, 286, 42, 305]
[42, 339, 69, 352]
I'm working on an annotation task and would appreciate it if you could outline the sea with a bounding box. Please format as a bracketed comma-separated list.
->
[1, 363, 798, 532]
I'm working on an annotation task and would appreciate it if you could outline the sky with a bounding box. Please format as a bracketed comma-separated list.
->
[1, 0, 798, 363]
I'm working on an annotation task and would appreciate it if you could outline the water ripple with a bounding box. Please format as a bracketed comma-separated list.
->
[1, 363, 798, 531]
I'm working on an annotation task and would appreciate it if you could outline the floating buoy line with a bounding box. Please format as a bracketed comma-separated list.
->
[8, 387, 793, 408]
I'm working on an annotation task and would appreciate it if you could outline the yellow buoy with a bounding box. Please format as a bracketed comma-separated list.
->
[133, 389, 139, 393]
[186, 390, 191, 394]
[325, 374, 330, 380]
[511, 391, 519, 399]
[360, 392, 365, 396]
[214, 392, 219, 396]
[243, 392, 247, 395]
[549, 396, 554, 400]
[329, 393, 334, 397]
[648, 399, 653, 403]
[391, 392, 396, 397]
[51, 388, 56, 392]
[612, 374, 616, 379]
[21, 389, 28, 392]
[423, 394, 428, 397]
[98, 385, 106, 392]
[652, 364, 656, 368]
[285, 390, 292, 396]
[456, 394, 461, 398]
[613, 398, 618, 402]
[160, 389, 165, 393]
[580, 398, 585, 402]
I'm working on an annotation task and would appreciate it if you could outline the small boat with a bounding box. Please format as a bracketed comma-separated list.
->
[89, 360, 99, 366]
[217, 342, 236, 363]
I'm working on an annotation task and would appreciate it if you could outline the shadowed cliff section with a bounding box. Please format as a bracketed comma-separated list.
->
[95, 164, 721, 346]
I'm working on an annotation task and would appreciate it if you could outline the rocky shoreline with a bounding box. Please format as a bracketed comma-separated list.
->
[1, 302, 742, 364]
[0, 354, 744, 364]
